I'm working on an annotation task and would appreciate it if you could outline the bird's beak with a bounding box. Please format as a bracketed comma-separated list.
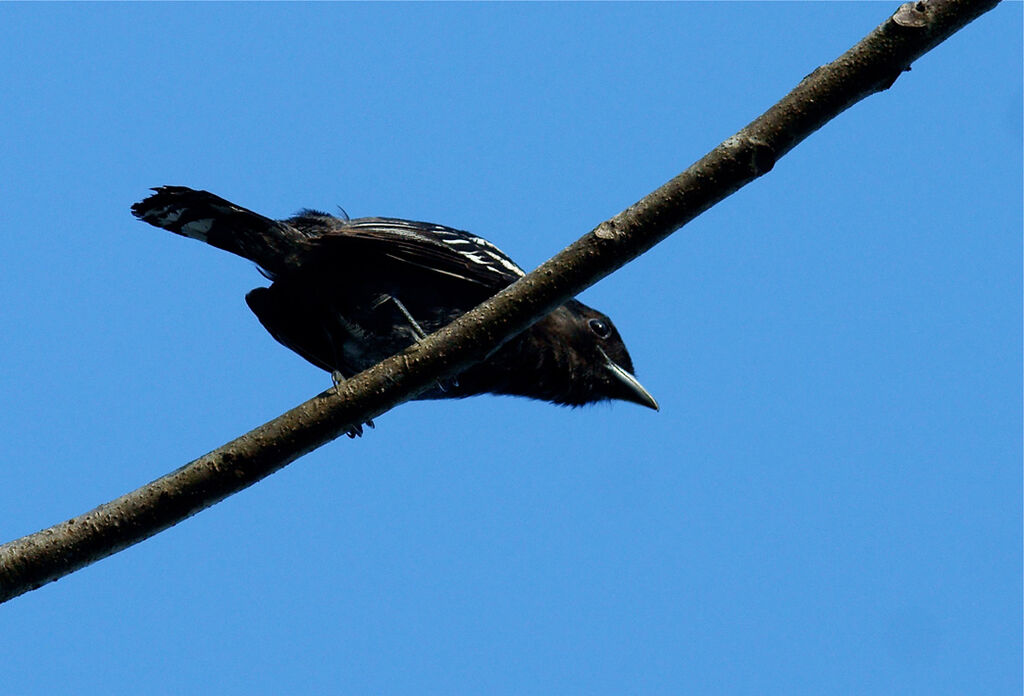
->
[599, 348, 659, 411]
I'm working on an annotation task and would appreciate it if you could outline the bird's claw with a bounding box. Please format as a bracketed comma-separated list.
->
[344, 418, 375, 438]
[333, 372, 376, 438]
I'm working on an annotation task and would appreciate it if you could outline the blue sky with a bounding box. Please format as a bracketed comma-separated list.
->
[1, 3, 1020, 694]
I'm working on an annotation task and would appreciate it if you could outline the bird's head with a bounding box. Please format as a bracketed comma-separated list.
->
[531, 300, 659, 410]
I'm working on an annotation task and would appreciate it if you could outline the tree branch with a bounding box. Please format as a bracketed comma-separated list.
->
[0, 0, 999, 604]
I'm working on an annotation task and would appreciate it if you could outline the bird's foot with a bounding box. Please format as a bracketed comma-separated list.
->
[332, 371, 376, 438]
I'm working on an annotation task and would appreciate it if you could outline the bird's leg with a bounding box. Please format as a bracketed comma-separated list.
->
[372, 294, 455, 393]
[372, 294, 428, 342]
[331, 372, 376, 438]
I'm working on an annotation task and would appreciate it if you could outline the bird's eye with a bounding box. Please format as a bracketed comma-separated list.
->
[588, 318, 611, 339]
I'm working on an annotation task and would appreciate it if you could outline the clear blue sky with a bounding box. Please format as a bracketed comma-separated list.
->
[1, 3, 1020, 694]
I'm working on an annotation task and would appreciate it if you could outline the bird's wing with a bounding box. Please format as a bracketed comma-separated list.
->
[308, 217, 527, 290]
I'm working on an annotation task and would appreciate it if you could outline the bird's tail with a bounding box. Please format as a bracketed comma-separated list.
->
[131, 186, 308, 276]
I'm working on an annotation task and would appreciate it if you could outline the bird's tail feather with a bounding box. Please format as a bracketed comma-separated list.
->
[131, 186, 307, 275]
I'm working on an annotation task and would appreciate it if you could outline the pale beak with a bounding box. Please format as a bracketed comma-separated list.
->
[599, 348, 659, 411]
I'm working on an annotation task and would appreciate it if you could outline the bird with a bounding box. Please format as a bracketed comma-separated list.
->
[131, 186, 657, 434]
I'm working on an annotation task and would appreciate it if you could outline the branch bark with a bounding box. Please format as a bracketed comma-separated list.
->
[0, 0, 999, 604]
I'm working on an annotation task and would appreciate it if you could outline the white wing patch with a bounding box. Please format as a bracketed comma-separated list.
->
[343, 218, 527, 279]
[431, 227, 526, 278]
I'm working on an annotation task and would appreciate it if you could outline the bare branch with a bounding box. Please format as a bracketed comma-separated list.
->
[0, 0, 999, 604]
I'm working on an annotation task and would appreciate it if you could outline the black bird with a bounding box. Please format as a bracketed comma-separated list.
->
[131, 187, 657, 430]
